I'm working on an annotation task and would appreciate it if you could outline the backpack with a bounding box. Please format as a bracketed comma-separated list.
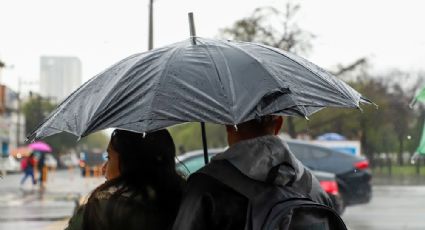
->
[196, 160, 348, 230]
[21, 157, 28, 170]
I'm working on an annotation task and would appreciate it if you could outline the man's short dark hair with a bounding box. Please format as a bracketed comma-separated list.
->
[238, 115, 278, 133]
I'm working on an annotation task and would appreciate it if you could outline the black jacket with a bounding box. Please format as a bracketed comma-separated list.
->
[172, 135, 333, 230]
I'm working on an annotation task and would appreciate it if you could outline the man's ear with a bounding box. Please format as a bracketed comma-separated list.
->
[274, 116, 284, 135]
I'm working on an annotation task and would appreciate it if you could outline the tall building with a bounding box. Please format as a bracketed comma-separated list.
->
[0, 84, 24, 153]
[40, 56, 82, 103]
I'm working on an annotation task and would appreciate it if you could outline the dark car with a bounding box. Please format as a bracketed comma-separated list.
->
[286, 139, 372, 207]
[175, 148, 345, 214]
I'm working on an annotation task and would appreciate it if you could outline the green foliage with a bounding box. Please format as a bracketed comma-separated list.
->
[44, 133, 78, 154]
[169, 123, 227, 154]
[22, 95, 109, 154]
[22, 95, 56, 135]
[290, 75, 424, 161]
[78, 131, 110, 151]
[22, 96, 81, 154]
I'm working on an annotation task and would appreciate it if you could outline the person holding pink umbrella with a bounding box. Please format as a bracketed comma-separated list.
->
[28, 141, 52, 187]
[28, 141, 52, 153]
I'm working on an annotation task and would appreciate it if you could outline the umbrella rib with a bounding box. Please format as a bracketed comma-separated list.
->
[253, 43, 358, 104]
[196, 39, 237, 122]
[223, 41, 306, 118]
[85, 53, 157, 130]
[146, 44, 184, 129]
[84, 45, 182, 136]
[224, 41, 284, 89]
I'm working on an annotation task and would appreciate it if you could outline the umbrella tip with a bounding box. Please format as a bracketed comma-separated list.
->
[304, 116, 309, 121]
[233, 125, 238, 132]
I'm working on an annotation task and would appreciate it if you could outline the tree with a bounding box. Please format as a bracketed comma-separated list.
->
[21, 95, 76, 153]
[291, 70, 424, 165]
[221, 3, 314, 55]
[22, 94, 56, 135]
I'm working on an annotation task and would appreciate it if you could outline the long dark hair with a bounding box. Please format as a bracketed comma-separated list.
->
[83, 129, 185, 230]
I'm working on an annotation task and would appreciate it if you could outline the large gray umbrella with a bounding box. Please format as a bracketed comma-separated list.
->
[28, 37, 370, 146]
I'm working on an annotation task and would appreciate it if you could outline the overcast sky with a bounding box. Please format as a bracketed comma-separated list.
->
[1, 0, 424, 93]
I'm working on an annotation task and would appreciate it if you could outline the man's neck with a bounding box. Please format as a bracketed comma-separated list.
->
[228, 132, 275, 146]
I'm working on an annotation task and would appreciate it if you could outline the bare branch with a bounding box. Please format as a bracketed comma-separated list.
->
[330, 58, 368, 76]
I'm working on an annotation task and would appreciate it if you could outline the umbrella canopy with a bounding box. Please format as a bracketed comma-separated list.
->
[316, 133, 346, 141]
[28, 37, 371, 141]
[28, 141, 52, 152]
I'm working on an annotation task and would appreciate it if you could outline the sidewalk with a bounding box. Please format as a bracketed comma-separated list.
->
[0, 169, 103, 230]
[45, 219, 70, 230]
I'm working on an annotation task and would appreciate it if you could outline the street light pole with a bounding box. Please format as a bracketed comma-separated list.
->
[148, 0, 154, 50]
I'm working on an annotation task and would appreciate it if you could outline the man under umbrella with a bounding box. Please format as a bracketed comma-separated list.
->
[172, 115, 333, 230]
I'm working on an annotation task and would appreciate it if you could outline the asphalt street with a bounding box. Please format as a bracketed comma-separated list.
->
[0, 170, 424, 230]
[343, 186, 425, 230]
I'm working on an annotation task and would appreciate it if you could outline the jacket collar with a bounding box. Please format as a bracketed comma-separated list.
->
[212, 135, 304, 185]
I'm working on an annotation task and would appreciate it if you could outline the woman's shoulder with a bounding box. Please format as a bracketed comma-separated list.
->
[65, 205, 85, 230]
[94, 186, 118, 200]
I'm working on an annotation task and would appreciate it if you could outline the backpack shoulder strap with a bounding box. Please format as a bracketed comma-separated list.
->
[193, 159, 266, 199]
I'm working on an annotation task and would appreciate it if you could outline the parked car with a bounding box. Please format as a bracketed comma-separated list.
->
[59, 153, 80, 168]
[0, 156, 21, 173]
[313, 170, 345, 214]
[44, 153, 58, 169]
[175, 148, 345, 214]
[285, 139, 372, 207]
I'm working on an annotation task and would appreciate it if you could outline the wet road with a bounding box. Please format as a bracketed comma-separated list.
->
[343, 186, 425, 230]
[0, 169, 103, 230]
[1, 170, 424, 230]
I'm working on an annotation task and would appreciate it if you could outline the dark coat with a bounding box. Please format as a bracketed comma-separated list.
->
[172, 135, 333, 230]
[66, 184, 182, 230]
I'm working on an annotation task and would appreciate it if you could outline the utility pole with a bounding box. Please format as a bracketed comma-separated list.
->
[148, 0, 154, 50]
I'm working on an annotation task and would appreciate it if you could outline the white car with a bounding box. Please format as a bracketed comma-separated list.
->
[0, 156, 21, 173]
[44, 154, 58, 169]
[59, 153, 80, 168]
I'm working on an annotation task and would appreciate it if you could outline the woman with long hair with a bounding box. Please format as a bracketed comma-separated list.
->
[66, 129, 185, 230]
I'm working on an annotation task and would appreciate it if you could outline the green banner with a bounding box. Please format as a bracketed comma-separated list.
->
[416, 118, 425, 155]
[416, 87, 425, 102]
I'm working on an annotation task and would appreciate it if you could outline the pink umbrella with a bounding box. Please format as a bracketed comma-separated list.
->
[28, 141, 52, 153]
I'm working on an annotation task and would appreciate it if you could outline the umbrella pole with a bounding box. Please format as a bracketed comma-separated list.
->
[188, 12, 196, 45]
[201, 122, 209, 164]
[188, 12, 209, 164]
